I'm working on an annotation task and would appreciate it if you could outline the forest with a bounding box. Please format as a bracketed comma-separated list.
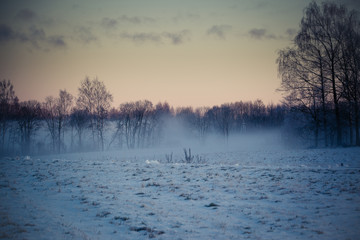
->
[0, 77, 286, 155]
[1, 1, 360, 155]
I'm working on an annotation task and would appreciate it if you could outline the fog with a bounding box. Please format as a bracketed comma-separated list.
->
[160, 117, 284, 153]
[0, 107, 290, 158]
[95, 117, 287, 164]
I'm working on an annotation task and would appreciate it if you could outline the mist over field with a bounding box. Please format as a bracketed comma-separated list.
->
[1, 108, 360, 239]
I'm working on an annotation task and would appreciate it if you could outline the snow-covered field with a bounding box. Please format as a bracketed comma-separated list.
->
[1, 147, 360, 239]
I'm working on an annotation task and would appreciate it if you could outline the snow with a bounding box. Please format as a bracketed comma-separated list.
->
[145, 160, 161, 165]
[1, 147, 360, 239]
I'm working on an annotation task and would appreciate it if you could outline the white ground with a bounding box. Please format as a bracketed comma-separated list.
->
[1, 147, 360, 239]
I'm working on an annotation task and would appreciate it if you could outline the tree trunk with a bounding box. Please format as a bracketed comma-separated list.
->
[348, 106, 353, 145]
[319, 56, 328, 147]
[79, 129, 82, 150]
[354, 72, 360, 146]
[315, 120, 319, 148]
[331, 60, 342, 146]
[58, 118, 62, 153]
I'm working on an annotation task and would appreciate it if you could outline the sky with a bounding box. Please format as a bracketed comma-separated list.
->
[1, 0, 359, 108]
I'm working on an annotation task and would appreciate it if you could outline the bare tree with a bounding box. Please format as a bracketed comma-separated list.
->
[118, 100, 153, 149]
[16, 100, 42, 154]
[251, 99, 266, 128]
[43, 90, 73, 153]
[70, 108, 89, 151]
[296, 1, 353, 146]
[77, 77, 96, 145]
[210, 104, 233, 141]
[57, 90, 73, 151]
[150, 102, 173, 146]
[118, 102, 135, 149]
[77, 77, 113, 151]
[277, 48, 325, 147]
[194, 107, 210, 142]
[337, 10, 360, 145]
[175, 106, 196, 138]
[0, 79, 17, 153]
[43, 96, 58, 152]
[135, 100, 153, 148]
[278, 1, 360, 146]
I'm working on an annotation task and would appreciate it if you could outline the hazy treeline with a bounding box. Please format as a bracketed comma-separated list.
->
[0, 78, 286, 155]
[1, 1, 359, 155]
[278, 1, 360, 147]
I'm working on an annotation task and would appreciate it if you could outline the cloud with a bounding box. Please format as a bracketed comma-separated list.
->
[249, 28, 266, 39]
[47, 35, 66, 48]
[0, 24, 16, 42]
[285, 28, 297, 39]
[25, 26, 48, 48]
[163, 30, 190, 45]
[206, 25, 232, 39]
[27, 26, 67, 49]
[0, 24, 66, 50]
[15, 8, 54, 26]
[120, 30, 191, 45]
[254, 2, 271, 10]
[0, 24, 32, 43]
[73, 26, 97, 44]
[248, 28, 279, 40]
[101, 17, 118, 29]
[16, 8, 37, 21]
[119, 15, 155, 24]
[173, 13, 200, 23]
[119, 15, 141, 24]
[120, 32, 162, 44]
[101, 15, 155, 29]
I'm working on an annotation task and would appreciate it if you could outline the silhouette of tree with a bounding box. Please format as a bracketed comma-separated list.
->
[151, 102, 173, 146]
[43, 96, 58, 152]
[77, 77, 113, 151]
[70, 108, 89, 151]
[278, 1, 360, 146]
[16, 100, 42, 154]
[194, 107, 210, 142]
[0, 79, 17, 153]
[209, 104, 233, 141]
[57, 90, 73, 151]
[337, 11, 360, 145]
[118, 100, 154, 149]
[43, 90, 73, 153]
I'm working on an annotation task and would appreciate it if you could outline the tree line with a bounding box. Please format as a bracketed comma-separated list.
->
[277, 1, 360, 147]
[1, 1, 359, 154]
[0, 78, 286, 155]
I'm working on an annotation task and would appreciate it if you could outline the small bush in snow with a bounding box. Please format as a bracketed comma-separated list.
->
[165, 152, 173, 163]
[183, 148, 194, 163]
[163, 149, 206, 164]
